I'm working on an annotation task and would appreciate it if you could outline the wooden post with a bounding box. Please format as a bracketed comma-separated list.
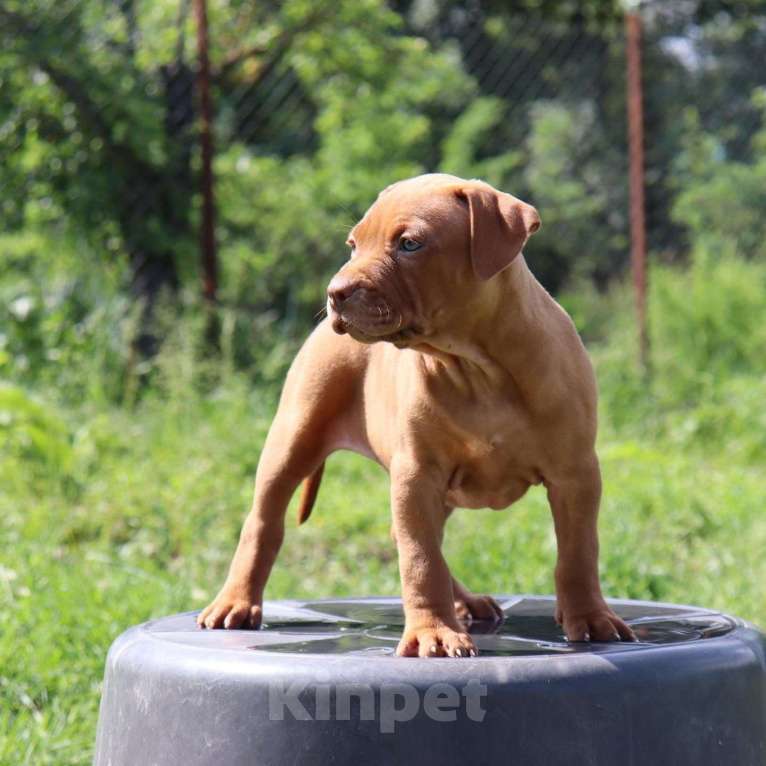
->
[194, 0, 217, 304]
[625, 9, 649, 370]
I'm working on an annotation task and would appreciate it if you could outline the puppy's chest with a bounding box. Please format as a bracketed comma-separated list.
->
[440, 408, 544, 510]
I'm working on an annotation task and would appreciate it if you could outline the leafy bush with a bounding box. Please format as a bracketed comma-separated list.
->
[441, 96, 523, 186]
[0, 228, 136, 403]
[650, 255, 766, 397]
[524, 100, 629, 289]
[588, 254, 766, 462]
[0, 383, 72, 484]
[215, 20, 475, 326]
[672, 94, 766, 261]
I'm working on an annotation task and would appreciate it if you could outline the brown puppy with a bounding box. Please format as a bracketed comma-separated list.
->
[198, 174, 635, 657]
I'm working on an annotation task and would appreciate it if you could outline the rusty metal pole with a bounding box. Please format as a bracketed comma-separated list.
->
[194, 0, 217, 304]
[625, 8, 649, 370]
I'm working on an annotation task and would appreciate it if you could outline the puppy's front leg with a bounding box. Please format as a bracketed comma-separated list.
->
[198, 413, 321, 630]
[547, 457, 635, 642]
[390, 455, 477, 657]
[197, 479, 289, 630]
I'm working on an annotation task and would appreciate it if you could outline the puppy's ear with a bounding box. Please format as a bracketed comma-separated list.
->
[458, 184, 541, 281]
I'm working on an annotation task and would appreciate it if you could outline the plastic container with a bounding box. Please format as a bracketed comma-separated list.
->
[94, 596, 766, 765]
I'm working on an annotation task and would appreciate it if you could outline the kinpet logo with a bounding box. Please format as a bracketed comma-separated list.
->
[269, 676, 487, 734]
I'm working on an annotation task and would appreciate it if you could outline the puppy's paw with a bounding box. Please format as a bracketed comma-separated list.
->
[454, 593, 504, 623]
[556, 603, 636, 643]
[396, 624, 477, 658]
[197, 590, 262, 630]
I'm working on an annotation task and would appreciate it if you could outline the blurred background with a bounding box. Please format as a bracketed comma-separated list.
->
[1, 1, 765, 762]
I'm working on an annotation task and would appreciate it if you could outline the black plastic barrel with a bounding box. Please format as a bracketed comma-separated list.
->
[93, 596, 766, 765]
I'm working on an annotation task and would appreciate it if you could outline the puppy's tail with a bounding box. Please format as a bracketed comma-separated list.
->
[297, 461, 325, 525]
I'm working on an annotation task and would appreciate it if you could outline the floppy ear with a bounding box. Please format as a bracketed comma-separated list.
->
[459, 184, 541, 281]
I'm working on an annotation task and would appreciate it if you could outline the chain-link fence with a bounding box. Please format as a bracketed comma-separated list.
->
[2, 1, 765, 321]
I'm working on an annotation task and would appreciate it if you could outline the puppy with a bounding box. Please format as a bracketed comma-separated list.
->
[198, 174, 634, 657]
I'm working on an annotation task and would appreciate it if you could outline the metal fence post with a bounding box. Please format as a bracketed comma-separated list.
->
[194, 0, 217, 305]
[625, 6, 649, 371]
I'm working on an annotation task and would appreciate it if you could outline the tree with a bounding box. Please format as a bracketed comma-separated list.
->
[0, 0, 197, 352]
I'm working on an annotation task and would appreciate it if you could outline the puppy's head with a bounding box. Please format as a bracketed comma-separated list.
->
[326, 174, 540, 347]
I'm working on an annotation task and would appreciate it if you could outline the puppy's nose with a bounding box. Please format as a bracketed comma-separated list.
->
[327, 276, 359, 309]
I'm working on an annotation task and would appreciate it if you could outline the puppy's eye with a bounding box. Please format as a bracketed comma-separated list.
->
[399, 238, 422, 253]
[346, 240, 356, 256]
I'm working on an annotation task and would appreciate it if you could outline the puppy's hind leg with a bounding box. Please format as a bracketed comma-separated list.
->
[452, 577, 504, 623]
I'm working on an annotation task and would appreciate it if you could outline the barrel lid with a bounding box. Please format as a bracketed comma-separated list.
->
[143, 596, 740, 657]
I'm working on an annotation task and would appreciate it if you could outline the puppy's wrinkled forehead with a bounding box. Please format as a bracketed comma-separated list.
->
[351, 175, 466, 244]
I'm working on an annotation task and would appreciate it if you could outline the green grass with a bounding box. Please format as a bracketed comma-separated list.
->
[1, 256, 765, 763]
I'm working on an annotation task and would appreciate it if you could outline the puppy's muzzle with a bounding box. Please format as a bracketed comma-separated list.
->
[326, 276, 402, 340]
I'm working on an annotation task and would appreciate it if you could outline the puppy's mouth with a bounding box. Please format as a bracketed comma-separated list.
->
[349, 325, 420, 348]
[329, 306, 418, 347]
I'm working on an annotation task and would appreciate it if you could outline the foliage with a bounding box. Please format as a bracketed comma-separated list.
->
[649, 256, 766, 405]
[3, 0, 765, 343]
[215, 6, 474, 328]
[672, 96, 766, 261]
[525, 100, 629, 286]
[0, 228, 134, 402]
[440, 96, 523, 186]
[0, 0, 194, 305]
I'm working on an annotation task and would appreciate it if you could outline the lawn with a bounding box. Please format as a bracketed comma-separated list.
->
[1, 257, 764, 764]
